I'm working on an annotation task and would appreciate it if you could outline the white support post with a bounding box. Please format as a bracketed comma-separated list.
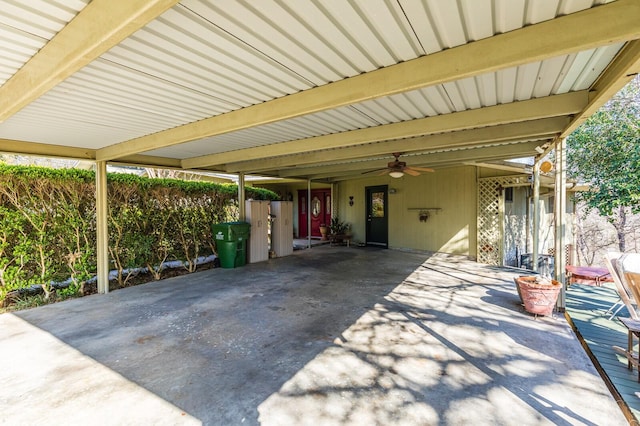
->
[554, 138, 567, 309]
[532, 161, 540, 272]
[307, 180, 312, 249]
[499, 187, 505, 266]
[331, 182, 337, 217]
[95, 161, 109, 294]
[238, 172, 246, 221]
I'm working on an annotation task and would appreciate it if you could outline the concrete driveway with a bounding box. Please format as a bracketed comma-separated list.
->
[0, 246, 628, 425]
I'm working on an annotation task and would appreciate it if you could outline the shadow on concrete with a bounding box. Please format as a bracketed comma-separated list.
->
[11, 246, 430, 424]
[7, 247, 627, 425]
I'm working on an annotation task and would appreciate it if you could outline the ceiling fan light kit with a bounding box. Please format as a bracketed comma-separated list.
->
[364, 153, 435, 178]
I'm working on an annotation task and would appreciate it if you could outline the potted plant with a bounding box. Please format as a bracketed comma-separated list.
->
[329, 217, 349, 244]
[330, 217, 348, 235]
[514, 275, 562, 316]
[319, 223, 328, 240]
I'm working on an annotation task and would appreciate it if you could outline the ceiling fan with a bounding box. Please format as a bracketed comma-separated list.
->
[364, 153, 435, 178]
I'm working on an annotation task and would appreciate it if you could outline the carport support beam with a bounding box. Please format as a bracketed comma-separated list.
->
[96, 160, 109, 294]
[532, 161, 540, 272]
[238, 172, 246, 221]
[307, 180, 311, 249]
[554, 138, 567, 309]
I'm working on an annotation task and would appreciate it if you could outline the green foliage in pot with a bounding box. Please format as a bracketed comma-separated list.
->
[329, 216, 349, 235]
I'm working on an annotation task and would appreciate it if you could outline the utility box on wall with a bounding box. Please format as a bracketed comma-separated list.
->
[270, 201, 293, 257]
[245, 200, 270, 263]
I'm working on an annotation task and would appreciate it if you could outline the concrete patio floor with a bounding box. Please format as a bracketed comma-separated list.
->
[0, 246, 628, 425]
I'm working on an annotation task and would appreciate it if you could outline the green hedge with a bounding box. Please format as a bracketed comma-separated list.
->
[0, 165, 278, 302]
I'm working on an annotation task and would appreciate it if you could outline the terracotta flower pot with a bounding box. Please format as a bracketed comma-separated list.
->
[515, 276, 561, 316]
[319, 225, 328, 241]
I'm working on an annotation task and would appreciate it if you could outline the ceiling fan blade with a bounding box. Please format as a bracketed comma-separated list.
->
[404, 168, 421, 176]
[361, 168, 387, 175]
[410, 166, 435, 172]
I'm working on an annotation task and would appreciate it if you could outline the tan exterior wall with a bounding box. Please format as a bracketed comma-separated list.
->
[257, 166, 573, 266]
[336, 165, 477, 256]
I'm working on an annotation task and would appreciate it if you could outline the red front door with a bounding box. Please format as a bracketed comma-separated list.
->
[298, 189, 331, 238]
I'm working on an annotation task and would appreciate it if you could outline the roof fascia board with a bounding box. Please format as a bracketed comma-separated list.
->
[464, 162, 531, 175]
[0, 0, 179, 122]
[0, 139, 191, 170]
[0, 139, 95, 160]
[97, 0, 640, 162]
[112, 155, 185, 169]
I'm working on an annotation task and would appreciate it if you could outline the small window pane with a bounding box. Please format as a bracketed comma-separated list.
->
[505, 187, 513, 203]
[312, 197, 321, 217]
[371, 192, 384, 218]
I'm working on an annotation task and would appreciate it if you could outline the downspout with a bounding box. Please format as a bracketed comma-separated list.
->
[95, 161, 109, 294]
[554, 138, 567, 310]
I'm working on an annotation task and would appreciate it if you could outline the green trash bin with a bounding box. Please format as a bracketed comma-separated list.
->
[212, 221, 251, 268]
[216, 240, 237, 268]
[231, 222, 250, 267]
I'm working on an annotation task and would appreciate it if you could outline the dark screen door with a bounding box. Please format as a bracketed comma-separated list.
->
[366, 185, 388, 247]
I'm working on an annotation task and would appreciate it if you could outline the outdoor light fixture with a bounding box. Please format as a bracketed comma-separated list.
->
[389, 171, 404, 178]
[349, 196, 354, 206]
[540, 160, 553, 173]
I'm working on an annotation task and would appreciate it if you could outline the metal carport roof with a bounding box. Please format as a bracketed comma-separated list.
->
[0, 0, 639, 180]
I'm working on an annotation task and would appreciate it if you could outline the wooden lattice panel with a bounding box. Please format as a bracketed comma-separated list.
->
[477, 176, 525, 265]
[477, 179, 500, 264]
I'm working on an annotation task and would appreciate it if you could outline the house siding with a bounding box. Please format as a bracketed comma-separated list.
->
[337, 166, 477, 256]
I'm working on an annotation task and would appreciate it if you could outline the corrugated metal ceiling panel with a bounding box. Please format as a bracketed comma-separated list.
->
[568, 45, 625, 90]
[141, 40, 623, 161]
[0, 0, 626, 161]
[143, 105, 381, 158]
[0, 25, 38, 84]
[181, 0, 425, 84]
[0, 0, 88, 85]
[0, 0, 85, 39]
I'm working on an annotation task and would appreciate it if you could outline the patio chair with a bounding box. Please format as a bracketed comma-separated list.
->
[604, 253, 640, 320]
[626, 272, 640, 304]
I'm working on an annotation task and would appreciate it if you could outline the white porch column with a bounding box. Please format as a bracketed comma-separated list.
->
[532, 161, 540, 272]
[554, 138, 567, 309]
[307, 179, 312, 249]
[238, 172, 246, 221]
[95, 161, 109, 294]
[331, 182, 337, 217]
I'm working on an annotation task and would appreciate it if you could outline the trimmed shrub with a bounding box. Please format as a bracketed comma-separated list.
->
[0, 165, 278, 303]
